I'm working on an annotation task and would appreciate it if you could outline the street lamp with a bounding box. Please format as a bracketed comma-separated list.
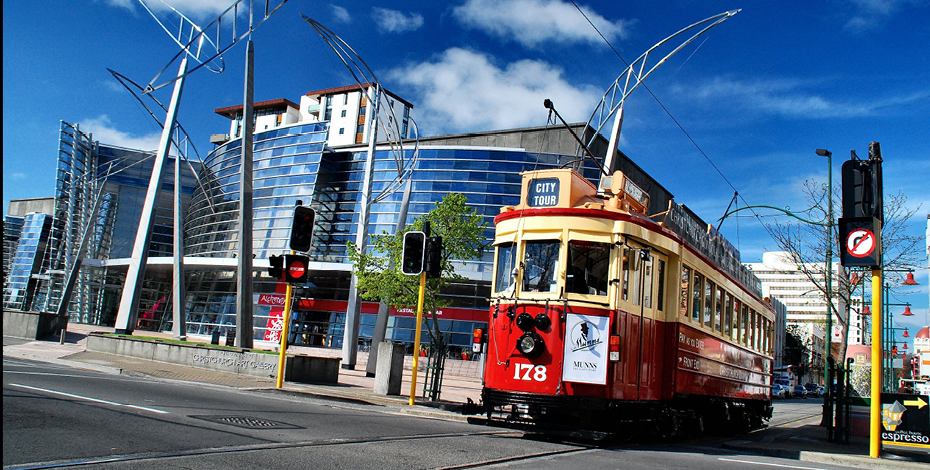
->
[816, 148, 834, 423]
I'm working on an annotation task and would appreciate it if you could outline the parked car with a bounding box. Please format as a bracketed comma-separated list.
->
[772, 384, 788, 399]
[793, 385, 808, 398]
[804, 383, 821, 397]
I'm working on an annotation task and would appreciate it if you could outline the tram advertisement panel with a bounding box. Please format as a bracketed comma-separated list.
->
[562, 313, 609, 385]
[881, 393, 930, 448]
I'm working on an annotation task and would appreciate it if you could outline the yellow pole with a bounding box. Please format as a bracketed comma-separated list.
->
[870, 268, 882, 458]
[409, 271, 426, 405]
[275, 281, 293, 389]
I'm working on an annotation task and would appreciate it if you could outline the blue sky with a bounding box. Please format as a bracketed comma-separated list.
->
[3, 0, 929, 338]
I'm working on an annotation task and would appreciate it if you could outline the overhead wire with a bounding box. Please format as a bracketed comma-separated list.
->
[569, 1, 779, 240]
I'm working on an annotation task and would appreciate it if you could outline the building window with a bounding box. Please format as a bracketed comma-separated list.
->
[341, 110, 347, 118]
[338, 128, 345, 135]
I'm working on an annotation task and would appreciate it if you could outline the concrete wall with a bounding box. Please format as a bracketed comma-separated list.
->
[7, 198, 55, 217]
[86, 333, 339, 384]
[3, 310, 68, 340]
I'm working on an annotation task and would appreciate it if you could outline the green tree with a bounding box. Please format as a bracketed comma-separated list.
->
[347, 193, 488, 348]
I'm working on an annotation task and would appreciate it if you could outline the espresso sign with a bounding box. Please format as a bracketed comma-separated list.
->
[528, 178, 560, 207]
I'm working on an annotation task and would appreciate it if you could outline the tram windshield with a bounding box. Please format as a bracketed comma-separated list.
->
[566, 240, 610, 296]
[495, 242, 517, 294]
[522, 240, 560, 293]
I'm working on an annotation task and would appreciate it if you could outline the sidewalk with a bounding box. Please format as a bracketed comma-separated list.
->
[4, 323, 929, 469]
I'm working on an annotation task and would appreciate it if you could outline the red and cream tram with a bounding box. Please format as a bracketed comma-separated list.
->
[465, 168, 775, 439]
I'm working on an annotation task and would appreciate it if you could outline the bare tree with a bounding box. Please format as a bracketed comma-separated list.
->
[766, 180, 923, 363]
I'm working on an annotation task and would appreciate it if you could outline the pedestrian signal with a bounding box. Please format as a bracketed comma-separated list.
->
[268, 254, 284, 279]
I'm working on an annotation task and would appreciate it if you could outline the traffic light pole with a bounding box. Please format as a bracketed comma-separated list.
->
[870, 268, 882, 458]
[409, 271, 426, 406]
[276, 257, 294, 389]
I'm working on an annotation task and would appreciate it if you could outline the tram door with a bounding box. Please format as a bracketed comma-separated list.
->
[613, 241, 666, 401]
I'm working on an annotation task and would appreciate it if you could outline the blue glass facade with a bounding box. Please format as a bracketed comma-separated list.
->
[3, 213, 52, 310]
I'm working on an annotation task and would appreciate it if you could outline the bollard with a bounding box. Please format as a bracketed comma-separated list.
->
[60, 327, 66, 344]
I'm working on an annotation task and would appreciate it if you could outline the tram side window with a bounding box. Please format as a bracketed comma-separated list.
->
[731, 300, 741, 341]
[642, 258, 654, 308]
[704, 280, 714, 329]
[691, 272, 703, 323]
[656, 260, 666, 311]
[494, 242, 517, 295]
[680, 266, 691, 319]
[753, 311, 761, 351]
[767, 319, 775, 354]
[566, 240, 610, 296]
[724, 293, 733, 337]
[714, 286, 724, 333]
[740, 304, 749, 345]
[522, 240, 560, 293]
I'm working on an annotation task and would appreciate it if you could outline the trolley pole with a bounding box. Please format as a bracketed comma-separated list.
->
[409, 271, 426, 405]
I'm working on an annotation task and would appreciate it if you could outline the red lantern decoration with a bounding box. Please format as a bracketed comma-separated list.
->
[860, 305, 871, 315]
[902, 306, 914, 316]
[903, 329, 910, 338]
[903, 272, 919, 286]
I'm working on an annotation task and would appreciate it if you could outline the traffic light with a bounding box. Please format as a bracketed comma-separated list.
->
[268, 254, 284, 279]
[841, 142, 883, 222]
[290, 205, 316, 252]
[425, 236, 443, 279]
[401, 231, 426, 275]
[285, 254, 309, 284]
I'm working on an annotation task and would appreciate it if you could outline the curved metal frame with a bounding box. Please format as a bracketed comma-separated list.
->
[578, 10, 740, 160]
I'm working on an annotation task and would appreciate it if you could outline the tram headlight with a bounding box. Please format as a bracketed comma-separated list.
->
[517, 332, 545, 359]
[515, 312, 535, 331]
[534, 313, 551, 330]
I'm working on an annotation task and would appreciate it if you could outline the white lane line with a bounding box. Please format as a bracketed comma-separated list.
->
[719, 458, 831, 470]
[10, 383, 169, 414]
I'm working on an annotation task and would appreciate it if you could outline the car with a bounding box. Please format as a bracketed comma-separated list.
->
[793, 385, 808, 398]
[772, 384, 788, 398]
[804, 383, 821, 397]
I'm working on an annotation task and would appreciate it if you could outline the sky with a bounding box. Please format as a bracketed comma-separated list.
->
[3, 0, 929, 340]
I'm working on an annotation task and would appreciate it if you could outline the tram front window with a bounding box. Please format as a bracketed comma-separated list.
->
[495, 242, 517, 294]
[567, 240, 609, 295]
[522, 240, 560, 293]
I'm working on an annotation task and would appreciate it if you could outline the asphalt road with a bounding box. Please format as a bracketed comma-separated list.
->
[4, 357, 853, 470]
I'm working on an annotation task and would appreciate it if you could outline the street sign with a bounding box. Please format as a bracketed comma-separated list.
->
[839, 217, 882, 268]
[285, 254, 309, 283]
[846, 228, 876, 258]
[881, 393, 930, 447]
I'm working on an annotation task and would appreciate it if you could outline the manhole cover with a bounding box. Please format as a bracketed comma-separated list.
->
[190, 415, 299, 429]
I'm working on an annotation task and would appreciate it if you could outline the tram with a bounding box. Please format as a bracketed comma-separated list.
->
[464, 168, 775, 439]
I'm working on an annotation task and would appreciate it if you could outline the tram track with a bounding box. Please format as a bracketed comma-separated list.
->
[6, 429, 519, 470]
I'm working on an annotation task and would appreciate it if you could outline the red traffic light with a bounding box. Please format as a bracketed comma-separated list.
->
[290, 206, 316, 252]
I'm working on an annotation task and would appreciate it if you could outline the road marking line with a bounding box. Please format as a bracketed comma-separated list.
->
[719, 458, 830, 470]
[10, 384, 168, 414]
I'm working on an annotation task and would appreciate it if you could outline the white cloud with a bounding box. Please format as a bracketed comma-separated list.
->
[106, 0, 246, 19]
[389, 48, 600, 134]
[453, 0, 632, 48]
[844, 0, 922, 32]
[10, 172, 27, 180]
[79, 115, 163, 151]
[681, 77, 930, 119]
[372, 7, 423, 33]
[330, 4, 351, 23]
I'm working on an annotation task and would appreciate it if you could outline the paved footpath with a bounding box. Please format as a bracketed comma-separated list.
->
[4, 322, 929, 469]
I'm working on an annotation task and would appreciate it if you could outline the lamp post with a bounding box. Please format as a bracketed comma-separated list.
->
[816, 148, 834, 425]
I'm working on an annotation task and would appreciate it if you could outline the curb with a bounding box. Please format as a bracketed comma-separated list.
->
[722, 440, 929, 470]
[4, 350, 123, 376]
